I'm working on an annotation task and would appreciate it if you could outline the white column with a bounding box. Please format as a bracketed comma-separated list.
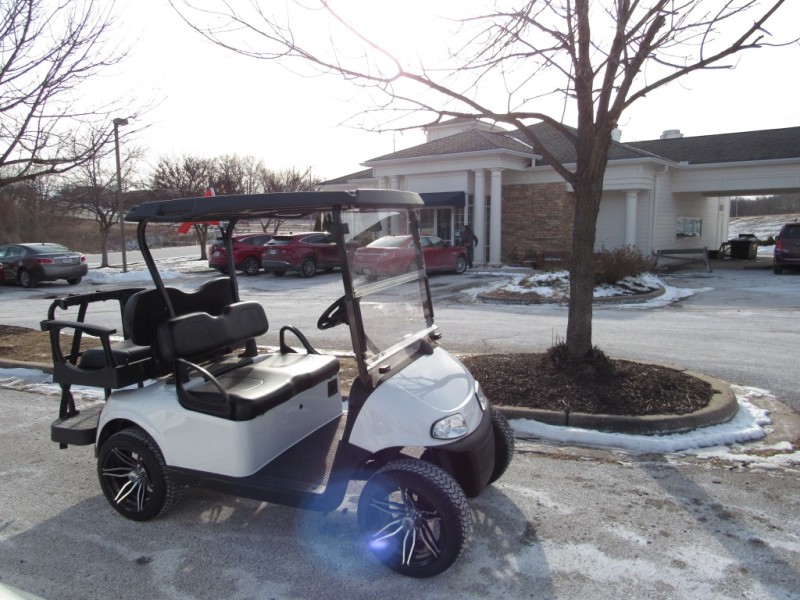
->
[489, 168, 503, 264]
[625, 191, 638, 246]
[389, 176, 400, 190]
[473, 169, 486, 263]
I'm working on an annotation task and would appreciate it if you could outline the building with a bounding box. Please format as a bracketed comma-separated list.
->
[320, 119, 800, 264]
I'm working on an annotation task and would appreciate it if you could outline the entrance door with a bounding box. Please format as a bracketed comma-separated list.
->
[436, 209, 452, 242]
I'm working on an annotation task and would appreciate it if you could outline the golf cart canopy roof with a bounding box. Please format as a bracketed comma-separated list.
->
[125, 190, 424, 223]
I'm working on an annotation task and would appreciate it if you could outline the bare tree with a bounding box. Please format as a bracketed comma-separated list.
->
[258, 167, 318, 234]
[0, 0, 135, 188]
[151, 155, 217, 258]
[175, 0, 795, 359]
[55, 129, 145, 267]
[0, 176, 58, 242]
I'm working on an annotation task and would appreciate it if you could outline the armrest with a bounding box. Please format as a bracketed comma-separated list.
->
[40, 319, 118, 368]
[175, 358, 231, 417]
[41, 319, 117, 338]
[46, 287, 146, 321]
[279, 325, 320, 355]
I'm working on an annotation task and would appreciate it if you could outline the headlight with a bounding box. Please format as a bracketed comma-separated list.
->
[475, 382, 487, 411]
[431, 413, 468, 440]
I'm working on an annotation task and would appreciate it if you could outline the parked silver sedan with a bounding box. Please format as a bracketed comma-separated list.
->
[0, 243, 88, 287]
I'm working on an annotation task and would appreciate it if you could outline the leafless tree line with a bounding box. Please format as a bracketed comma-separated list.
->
[731, 194, 800, 217]
[0, 155, 318, 265]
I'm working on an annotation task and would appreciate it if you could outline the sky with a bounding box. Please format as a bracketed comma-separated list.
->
[107, 1, 800, 181]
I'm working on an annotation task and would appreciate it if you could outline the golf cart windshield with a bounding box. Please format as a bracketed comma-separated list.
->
[342, 208, 436, 375]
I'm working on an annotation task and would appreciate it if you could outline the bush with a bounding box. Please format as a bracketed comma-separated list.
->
[593, 246, 654, 285]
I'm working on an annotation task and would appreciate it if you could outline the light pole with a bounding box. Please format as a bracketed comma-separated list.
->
[113, 117, 129, 272]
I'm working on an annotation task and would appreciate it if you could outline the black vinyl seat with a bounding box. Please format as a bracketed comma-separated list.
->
[157, 303, 340, 421]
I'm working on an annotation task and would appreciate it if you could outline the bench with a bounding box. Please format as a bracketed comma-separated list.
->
[654, 247, 712, 272]
[157, 302, 340, 421]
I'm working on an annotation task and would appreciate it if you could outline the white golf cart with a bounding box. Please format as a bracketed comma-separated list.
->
[42, 190, 514, 577]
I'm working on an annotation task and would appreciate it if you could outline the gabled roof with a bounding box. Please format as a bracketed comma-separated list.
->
[627, 126, 800, 164]
[322, 122, 800, 186]
[321, 168, 374, 185]
[364, 121, 652, 166]
[507, 123, 650, 165]
[365, 128, 534, 162]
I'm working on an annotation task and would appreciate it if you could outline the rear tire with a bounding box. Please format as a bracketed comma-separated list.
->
[67, 276, 82, 285]
[773, 264, 783, 274]
[97, 427, 180, 521]
[299, 256, 317, 278]
[358, 459, 472, 578]
[241, 256, 260, 276]
[454, 255, 467, 274]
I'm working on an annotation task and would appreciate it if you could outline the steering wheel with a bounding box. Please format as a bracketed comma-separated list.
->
[318, 296, 349, 330]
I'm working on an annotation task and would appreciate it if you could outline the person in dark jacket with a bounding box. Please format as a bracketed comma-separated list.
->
[461, 224, 478, 268]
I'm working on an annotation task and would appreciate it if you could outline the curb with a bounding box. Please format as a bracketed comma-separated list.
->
[0, 358, 53, 374]
[497, 370, 739, 435]
[478, 285, 666, 305]
[0, 357, 738, 436]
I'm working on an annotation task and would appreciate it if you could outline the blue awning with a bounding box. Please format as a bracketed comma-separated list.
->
[419, 191, 466, 207]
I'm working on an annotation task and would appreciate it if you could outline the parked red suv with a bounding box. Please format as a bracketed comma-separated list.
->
[208, 233, 273, 276]
[261, 232, 340, 277]
[773, 222, 800, 274]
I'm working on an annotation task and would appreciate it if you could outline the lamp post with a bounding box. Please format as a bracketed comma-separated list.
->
[113, 117, 129, 272]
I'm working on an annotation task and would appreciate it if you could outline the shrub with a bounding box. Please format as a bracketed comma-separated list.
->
[593, 246, 654, 285]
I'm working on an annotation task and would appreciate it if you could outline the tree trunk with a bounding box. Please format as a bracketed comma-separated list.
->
[195, 224, 209, 260]
[566, 177, 604, 357]
[565, 117, 613, 357]
[99, 228, 109, 268]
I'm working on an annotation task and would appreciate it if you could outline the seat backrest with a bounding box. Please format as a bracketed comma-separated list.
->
[171, 277, 237, 316]
[123, 278, 237, 347]
[156, 301, 269, 363]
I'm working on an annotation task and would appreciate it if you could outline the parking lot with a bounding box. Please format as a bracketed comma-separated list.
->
[1, 249, 798, 598]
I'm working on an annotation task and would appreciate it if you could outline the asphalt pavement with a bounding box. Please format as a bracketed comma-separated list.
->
[0, 385, 798, 599]
[1, 249, 799, 598]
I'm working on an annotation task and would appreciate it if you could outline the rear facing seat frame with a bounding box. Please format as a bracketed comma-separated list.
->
[42, 278, 240, 446]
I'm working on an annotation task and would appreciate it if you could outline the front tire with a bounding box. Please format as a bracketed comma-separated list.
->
[97, 427, 180, 521]
[488, 407, 515, 485]
[241, 256, 260, 276]
[358, 459, 472, 578]
[18, 269, 34, 288]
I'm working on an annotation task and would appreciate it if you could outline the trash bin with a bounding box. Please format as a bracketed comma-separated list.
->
[728, 236, 758, 259]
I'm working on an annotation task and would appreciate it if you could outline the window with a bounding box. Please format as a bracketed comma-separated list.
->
[676, 217, 702, 238]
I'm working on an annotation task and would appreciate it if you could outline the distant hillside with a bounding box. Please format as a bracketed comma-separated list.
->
[729, 214, 800, 240]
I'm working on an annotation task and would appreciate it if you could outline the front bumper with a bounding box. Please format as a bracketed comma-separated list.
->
[427, 402, 495, 497]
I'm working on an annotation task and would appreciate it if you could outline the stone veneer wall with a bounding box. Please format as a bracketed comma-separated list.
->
[501, 182, 575, 262]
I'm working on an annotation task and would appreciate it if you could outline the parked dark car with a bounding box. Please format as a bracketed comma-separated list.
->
[352, 235, 468, 276]
[773, 222, 800, 274]
[208, 233, 273, 276]
[0, 243, 88, 287]
[261, 232, 340, 278]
